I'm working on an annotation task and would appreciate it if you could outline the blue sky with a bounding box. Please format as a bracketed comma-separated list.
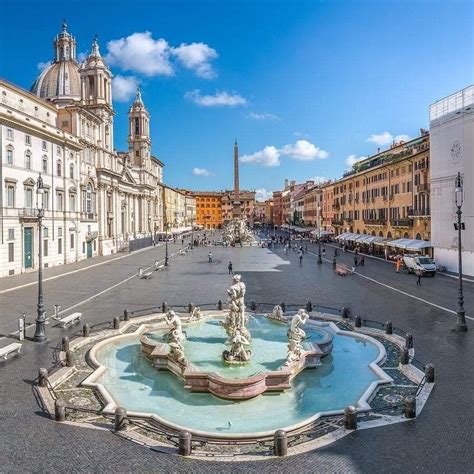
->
[1, 0, 473, 199]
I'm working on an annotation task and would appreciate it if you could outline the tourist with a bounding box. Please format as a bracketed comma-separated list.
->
[322, 247, 326, 256]
[396, 257, 401, 273]
[354, 255, 358, 267]
[416, 269, 422, 286]
[360, 255, 365, 266]
[299, 250, 303, 264]
[208, 251, 213, 263]
[332, 256, 337, 268]
[228, 261, 233, 274]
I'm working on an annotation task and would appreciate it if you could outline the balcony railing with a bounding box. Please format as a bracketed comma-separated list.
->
[363, 219, 387, 226]
[417, 183, 429, 192]
[18, 208, 38, 219]
[408, 209, 431, 218]
[391, 219, 413, 228]
[331, 219, 343, 226]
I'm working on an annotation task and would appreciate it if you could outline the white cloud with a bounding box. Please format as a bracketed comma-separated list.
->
[281, 140, 329, 161]
[345, 154, 366, 169]
[106, 32, 174, 76]
[255, 188, 273, 202]
[240, 146, 281, 167]
[367, 131, 411, 147]
[240, 140, 328, 167]
[192, 167, 213, 176]
[247, 112, 279, 121]
[172, 43, 218, 79]
[185, 89, 247, 107]
[112, 75, 139, 102]
[77, 51, 88, 63]
[37, 61, 50, 71]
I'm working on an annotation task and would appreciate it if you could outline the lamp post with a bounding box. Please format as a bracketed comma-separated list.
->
[454, 172, 467, 332]
[191, 210, 194, 249]
[164, 222, 169, 267]
[317, 204, 322, 264]
[33, 174, 47, 342]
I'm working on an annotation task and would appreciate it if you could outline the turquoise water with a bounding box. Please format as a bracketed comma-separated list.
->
[148, 316, 325, 378]
[95, 317, 382, 435]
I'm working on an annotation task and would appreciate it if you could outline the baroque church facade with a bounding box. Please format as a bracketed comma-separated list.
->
[0, 23, 164, 277]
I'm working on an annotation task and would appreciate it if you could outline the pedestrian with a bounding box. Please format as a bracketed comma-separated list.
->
[228, 261, 233, 274]
[416, 270, 422, 286]
[384, 247, 388, 261]
[334, 248, 338, 257]
[396, 258, 401, 273]
[299, 250, 303, 264]
[208, 251, 213, 263]
[332, 256, 337, 268]
[354, 255, 358, 267]
[360, 255, 365, 266]
[322, 247, 326, 256]
[304, 244, 308, 252]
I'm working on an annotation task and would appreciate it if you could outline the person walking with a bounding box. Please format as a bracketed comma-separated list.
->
[332, 256, 337, 268]
[299, 250, 303, 264]
[416, 269, 422, 286]
[208, 251, 213, 263]
[228, 261, 233, 274]
[360, 255, 365, 266]
[354, 255, 358, 267]
[396, 257, 401, 273]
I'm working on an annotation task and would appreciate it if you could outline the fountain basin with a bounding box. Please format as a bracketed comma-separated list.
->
[140, 315, 333, 400]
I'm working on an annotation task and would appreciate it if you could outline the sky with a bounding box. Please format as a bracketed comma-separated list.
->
[1, 0, 473, 200]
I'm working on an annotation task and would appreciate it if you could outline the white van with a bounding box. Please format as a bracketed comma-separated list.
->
[403, 255, 437, 276]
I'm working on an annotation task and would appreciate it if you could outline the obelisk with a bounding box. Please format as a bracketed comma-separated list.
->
[232, 139, 241, 219]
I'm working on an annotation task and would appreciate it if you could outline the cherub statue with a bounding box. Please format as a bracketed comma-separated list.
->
[227, 329, 251, 362]
[189, 306, 203, 322]
[289, 309, 309, 340]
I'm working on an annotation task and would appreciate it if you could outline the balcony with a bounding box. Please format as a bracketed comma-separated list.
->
[18, 208, 38, 221]
[391, 219, 413, 228]
[417, 183, 429, 193]
[332, 204, 340, 210]
[408, 209, 431, 218]
[331, 219, 343, 226]
[344, 217, 354, 224]
[364, 219, 387, 226]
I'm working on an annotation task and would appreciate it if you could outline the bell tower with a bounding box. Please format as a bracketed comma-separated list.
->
[128, 88, 151, 168]
[53, 20, 77, 62]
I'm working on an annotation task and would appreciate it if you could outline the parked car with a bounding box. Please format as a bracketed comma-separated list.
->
[402, 255, 437, 276]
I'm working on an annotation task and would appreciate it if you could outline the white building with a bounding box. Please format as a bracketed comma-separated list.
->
[0, 23, 164, 278]
[430, 85, 474, 276]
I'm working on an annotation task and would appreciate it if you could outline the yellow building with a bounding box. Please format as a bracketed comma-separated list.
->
[330, 132, 430, 240]
[193, 192, 223, 229]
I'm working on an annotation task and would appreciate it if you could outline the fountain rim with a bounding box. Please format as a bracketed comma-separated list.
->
[82, 312, 393, 439]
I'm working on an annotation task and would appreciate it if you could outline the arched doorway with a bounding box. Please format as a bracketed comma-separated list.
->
[415, 233, 422, 240]
[379, 231, 384, 237]
[371, 231, 376, 236]
[403, 232, 409, 239]
[363, 229, 367, 234]
[387, 231, 392, 239]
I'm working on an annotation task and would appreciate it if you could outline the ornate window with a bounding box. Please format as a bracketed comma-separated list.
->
[69, 163, 74, 179]
[42, 156, 48, 173]
[57, 159, 62, 176]
[6, 145, 14, 165]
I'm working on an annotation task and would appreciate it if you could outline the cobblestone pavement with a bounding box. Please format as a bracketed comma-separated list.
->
[0, 234, 473, 473]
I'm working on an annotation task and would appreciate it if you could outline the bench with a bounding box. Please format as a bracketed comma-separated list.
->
[0, 342, 22, 360]
[138, 267, 152, 279]
[57, 312, 82, 328]
[154, 264, 164, 271]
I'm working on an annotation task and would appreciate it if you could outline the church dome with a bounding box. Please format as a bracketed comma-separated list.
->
[30, 21, 82, 103]
[31, 61, 81, 102]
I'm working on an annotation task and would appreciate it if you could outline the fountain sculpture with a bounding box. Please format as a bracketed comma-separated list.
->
[222, 218, 255, 245]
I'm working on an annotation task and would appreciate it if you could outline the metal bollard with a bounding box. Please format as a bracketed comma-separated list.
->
[280, 302, 286, 313]
[405, 333, 413, 349]
[178, 430, 192, 456]
[82, 323, 90, 337]
[274, 429, 288, 457]
[400, 346, 409, 365]
[65, 350, 73, 367]
[425, 363, 435, 383]
[344, 405, 357, 430]
[188, 303, 195, 314]
[38, 368, 48, 387]
[114, 407, 127, 431]
[306, 301, 312, 312]
[113, 316, 120, 330]
[123, 309, 130, 321]
[55, 399, 66, 422]
[217, 300, 223, 310]
[404, 396, 416, 418]
[384, 321, 393, 335]
[250, 300, 257, 311]
[354, 315, 362, 328]
[61, 335, 70, 353]
[162, 302, 168, 313]
[341, 307, 350, 319]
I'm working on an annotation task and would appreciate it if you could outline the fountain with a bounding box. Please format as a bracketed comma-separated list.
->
[222, 218, 256, 246]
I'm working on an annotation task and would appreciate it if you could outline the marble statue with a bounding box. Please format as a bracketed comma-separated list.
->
[222, 219, 255, 245]
[169, 342, 188, 366]
[223, 275, 252, 362]
[165, 310, 185, 342]
[285, 309, 309, 365]
[189, 306, 203, 322]
[268, 305, 286, 322]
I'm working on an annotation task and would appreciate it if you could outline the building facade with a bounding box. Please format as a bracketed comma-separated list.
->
[193, 191, 223, 229]
[272, 191, 283, 226]
[303, 185, 322, 227]
[430, 85, 474, 275]
[222, 190, 256, 225]
[1, 23, 165, 277]
[327, 133, 431, 241]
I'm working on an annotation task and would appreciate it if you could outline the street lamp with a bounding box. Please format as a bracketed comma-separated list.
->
[191, 209, 194, 249]
[33, 174, 47, 342]
[454, 172, 467, 332]
[317, 204, 322, 264]
[165, 222, 170, 267]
